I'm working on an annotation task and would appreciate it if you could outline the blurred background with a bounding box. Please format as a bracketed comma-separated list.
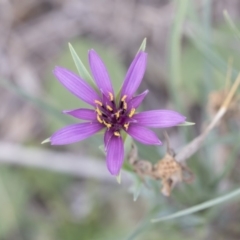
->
[1, 0, 240, 239]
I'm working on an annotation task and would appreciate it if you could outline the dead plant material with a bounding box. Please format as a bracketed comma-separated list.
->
[128, 71, 240, 196]
[128, 132, 194, 196]
[176, 73, 240, 163]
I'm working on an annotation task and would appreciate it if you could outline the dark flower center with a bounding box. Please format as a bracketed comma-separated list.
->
[94, 93, 135, 136]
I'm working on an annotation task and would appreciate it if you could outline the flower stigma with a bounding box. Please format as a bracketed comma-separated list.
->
[92, 93, 137, 135]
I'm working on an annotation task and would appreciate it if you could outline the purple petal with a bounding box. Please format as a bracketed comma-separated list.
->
[54, 67, 101, 106]
[63, 108, 97, 120]
[101, 93, 113, 107]
[50, 122, 103, 145]
[128, 90, 149, 109]
[104, 129, 113, 150]
[88, 49, 114, 97]
[133, 110, 186, 128]
[106, 135, 124, 175]
[121, 52, 147, 100]
[126, 124, 161, 145]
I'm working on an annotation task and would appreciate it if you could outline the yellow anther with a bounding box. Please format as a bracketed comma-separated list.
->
[94, 100, 103, 106]
[121, 95, 127, 102]
[129, 108, 136, 118]
[109, 92, 114, 101]
[124, 122, 130, 130]
[115, 110, 121, 119]
[96, 107, 102, 116]
[103, 120, 111, 129]
[97, 115, 103, 123]
[123, 101, 127, 110]
[114, 131, 120, 137]
[121, 95, 128, 109]
[106, 105, 113, 111]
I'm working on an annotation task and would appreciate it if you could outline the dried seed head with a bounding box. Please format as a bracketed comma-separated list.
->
[153, 151, 194, 196]
[152, 153, 183, 196]
[127, 135, 194, 196]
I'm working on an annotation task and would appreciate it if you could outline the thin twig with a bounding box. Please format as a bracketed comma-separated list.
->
[176, 73, 240, 163]
[0, 142, 130, 184]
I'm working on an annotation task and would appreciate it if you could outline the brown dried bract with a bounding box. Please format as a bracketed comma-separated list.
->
[128, 133, 194, 196]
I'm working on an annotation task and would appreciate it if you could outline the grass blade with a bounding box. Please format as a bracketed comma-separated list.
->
[151, 187, 240, 222]
[224, 10, 240, 41]
[169, 0, 189, 97]
[1, 79, 70, 124]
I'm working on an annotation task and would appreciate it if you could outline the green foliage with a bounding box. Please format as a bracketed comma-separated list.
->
[152, 187, 240, 222]
[0, 168, 30, 237]
[169, 0, 189, 109]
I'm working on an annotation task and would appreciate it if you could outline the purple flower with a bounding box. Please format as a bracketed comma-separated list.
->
[49, 50, 186, 175]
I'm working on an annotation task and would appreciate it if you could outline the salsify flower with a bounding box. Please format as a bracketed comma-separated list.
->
[48, 49, 186, 175]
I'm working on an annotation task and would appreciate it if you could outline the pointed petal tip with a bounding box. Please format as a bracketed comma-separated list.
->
[53, 66, 63, 75]
[127, 125, 162, 146]
[109, 168, 121, 176]
[134, 110, 187, 128]
[41, 138, 50, 144]
[128, 89, 149, 109]
[63, 108, 97, 120]
[151, 138, 162, 146]
[50, 122, 103, 145]
[53, 65, 61, 70]
[107, 164, 121, 176]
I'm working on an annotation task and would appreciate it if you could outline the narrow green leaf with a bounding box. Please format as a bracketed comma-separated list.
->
[123, 134, 132, 151]
[189, 26, 239, 80]
[201, 0, 214, 102]
[223, 10, 240, 41]
[178, 121, 195, 126]
[99, 144, 105, 154]
[133, 181, 143, 201]
[0, 79, 70, 124]
[68, 43, 95, 85]
[151, 187, 240, 222]
[169, 0, 189, 94]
